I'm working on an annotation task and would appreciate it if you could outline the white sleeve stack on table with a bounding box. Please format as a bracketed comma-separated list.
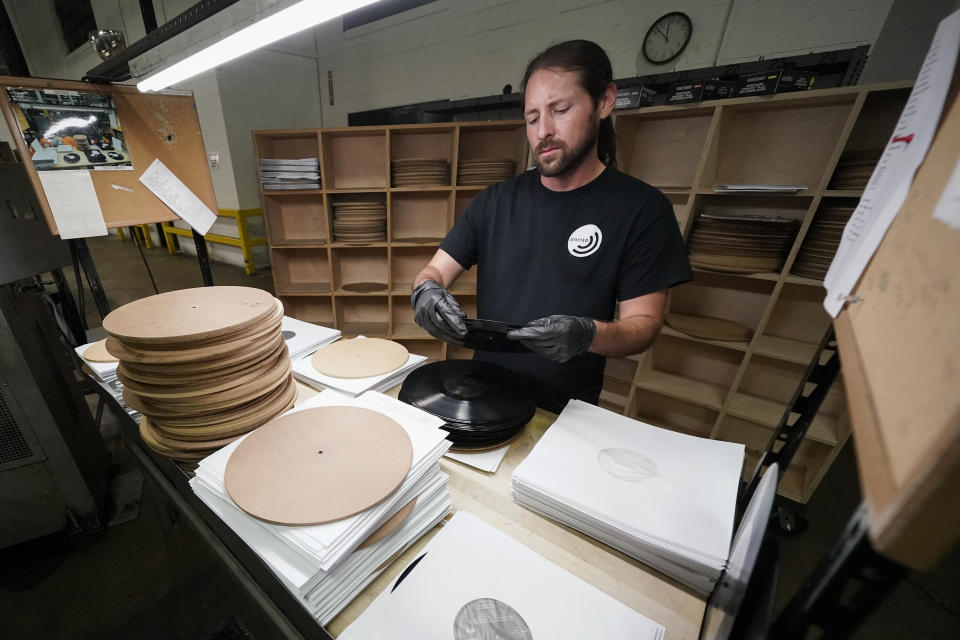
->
[189, 389, 453, 624]
[511, 400, 744, 595]
[75, 342, 140, 421]
[280, 316, 341, 360]
[340, 510, 665, 639]
[291, 337, 427, 397]
[259, 157, 320, 190]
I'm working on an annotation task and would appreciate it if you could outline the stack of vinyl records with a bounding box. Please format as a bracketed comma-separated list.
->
[688, 212, 798, 274]
[829, 149, 882, 190]
[391, 157, 450, 186]
[331, 198, 386, 244]
[791, 203, 854, 280]
[75, 339, 141, 422]
[511, 400, 745, 595]
[259, 157, 320, 190]
[399, 359, 536, 450]
[190, 389, 453, 625]
[292, 337, 427, 397]
[339, 511, 666, 639]
[456, 158, 516, 186]
[102, 286, 296, 473]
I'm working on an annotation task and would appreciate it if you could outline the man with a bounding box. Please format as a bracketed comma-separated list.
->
[411, 40, 692, 412]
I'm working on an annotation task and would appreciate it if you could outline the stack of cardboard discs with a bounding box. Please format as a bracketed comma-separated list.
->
[456, 158, 515, 186]
[687, 213, 798, 274]
[391, 157, 450, 186]
[829, 149, 882, 190]
[791, 203, 854, 280]
[331, 198, 386, 244]
[102, 286, 296, 473]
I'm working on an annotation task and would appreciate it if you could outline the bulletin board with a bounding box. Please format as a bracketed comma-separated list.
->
[833, 74, 960, 571]
[0, 76, 216, 234]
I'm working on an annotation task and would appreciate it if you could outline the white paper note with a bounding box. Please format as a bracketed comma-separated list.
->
[933, 154, 960, 230]
[823, 8, 960, 317]
[138, 158, 217, 235]
[37, 170, 108, 239]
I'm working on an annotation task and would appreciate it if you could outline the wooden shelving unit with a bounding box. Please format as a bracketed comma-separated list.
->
[254, 81, 910, 504]
[612, 81, 911, 503]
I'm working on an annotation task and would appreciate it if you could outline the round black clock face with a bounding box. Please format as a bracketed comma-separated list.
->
[642, 11, 693, 65]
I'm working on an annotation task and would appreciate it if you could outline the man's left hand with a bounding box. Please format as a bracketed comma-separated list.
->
[507, 315, 597, 363]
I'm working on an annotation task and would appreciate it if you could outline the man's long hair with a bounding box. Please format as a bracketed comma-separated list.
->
[520, 40, 617, 168]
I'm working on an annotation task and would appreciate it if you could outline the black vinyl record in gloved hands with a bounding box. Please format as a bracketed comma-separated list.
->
[507, 315, 596, 363]
[411, 280, 468, 342]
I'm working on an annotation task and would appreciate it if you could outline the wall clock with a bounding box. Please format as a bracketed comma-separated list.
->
[642, 11, 693, 65]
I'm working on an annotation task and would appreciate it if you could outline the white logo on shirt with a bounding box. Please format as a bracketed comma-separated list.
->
[567, 224, 602, 257]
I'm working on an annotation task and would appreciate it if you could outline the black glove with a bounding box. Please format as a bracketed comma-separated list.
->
[411, 280, 468, 342]
[507, 315, 596, 363]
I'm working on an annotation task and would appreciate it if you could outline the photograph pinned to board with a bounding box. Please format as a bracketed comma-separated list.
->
[5, 87, 132, 171]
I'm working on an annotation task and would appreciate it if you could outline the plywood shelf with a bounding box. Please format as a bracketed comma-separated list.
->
[276, 283, 330, 295]
[634, 371, 726, 412]
[261, 189, 323, 196]
[727, 392, 840, 445]
[753, 334, 820, 365]
[659, 325, 750, 353]
[821, 189, 864, 197]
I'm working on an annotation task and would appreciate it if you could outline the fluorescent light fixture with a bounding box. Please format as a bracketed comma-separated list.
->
[44, 115, 98, 138]
[137, 0, 380, 92]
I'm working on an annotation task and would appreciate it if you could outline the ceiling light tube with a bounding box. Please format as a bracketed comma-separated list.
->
[137, 0, 380, 92]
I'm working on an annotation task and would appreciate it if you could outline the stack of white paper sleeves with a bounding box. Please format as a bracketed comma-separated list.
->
[189, 389, 452, 625]
[75, 338, 141, 422]
[102, 286, 296, 473]
[511, 400, 745, 595]
[259, 157, 320, 190]
[280, 315, 342, 360]
[292, 337, 426, 397]
[340, 510, 665, 639]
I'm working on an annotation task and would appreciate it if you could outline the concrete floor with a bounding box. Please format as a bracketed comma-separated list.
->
[2, 233, 959, 638]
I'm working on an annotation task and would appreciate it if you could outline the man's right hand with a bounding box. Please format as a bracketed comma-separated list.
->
[411, 280, 468, 342]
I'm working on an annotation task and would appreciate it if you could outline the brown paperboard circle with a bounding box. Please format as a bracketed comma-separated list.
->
[224, 406, 413, 525]
[83, 339, 119, 363]
[103, 286, 278, 344]
[310, 338, 408, 379]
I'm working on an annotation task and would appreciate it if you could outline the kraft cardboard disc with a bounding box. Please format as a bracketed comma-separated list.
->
[118, 333, 285, 376]
[83, 339, 119, 363]
[665, 312, 753, 342]
[224, 406, 413, 525]
[103, 286, 278, 344]
[310, 338, 408, 379]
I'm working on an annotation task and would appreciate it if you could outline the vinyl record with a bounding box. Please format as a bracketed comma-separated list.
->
[399, 360, 536, 448]
[449, 318, 531, 353]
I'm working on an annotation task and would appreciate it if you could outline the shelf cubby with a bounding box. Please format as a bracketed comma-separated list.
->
[335, 296, 389, 337]
[390, 296, 429, 339]
[446, 345, 475, 360]
[456, 124, 527, 170]
[600, 377, 631, 413]
[762, 282, 832, 347]
[389, 127, 455, 185]
[271, 248, 331, 295]
[636, 336, 742, 412]
[253, 131, 320, 160]
[322, 129, 387, 189]
[263, 194, 327, 244]
[668, 271, 774, 342]
[390, 246, 435, 295]
[702, 96, 856, 189]
[331, 247, 388, 294]
[390, 191, 450, 241]
[616, 107, 714, 190]
[630, 389, 718, 438]
[280, 296, 334, 325]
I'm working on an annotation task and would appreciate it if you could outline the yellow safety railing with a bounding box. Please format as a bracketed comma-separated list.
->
[160, 208, 267, 276]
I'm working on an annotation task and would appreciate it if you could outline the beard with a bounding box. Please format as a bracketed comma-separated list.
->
[533, 115, 600, 178]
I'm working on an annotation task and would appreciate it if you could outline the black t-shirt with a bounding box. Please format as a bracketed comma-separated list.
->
[440, 166, 692, 412]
